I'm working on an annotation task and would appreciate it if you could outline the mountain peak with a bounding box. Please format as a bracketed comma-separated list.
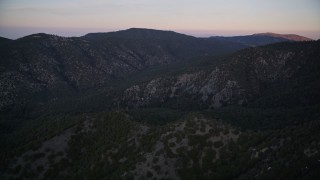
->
[16, 33, 66, 42]
[253, 32, 312, 41]
[83, 28, 194, 41]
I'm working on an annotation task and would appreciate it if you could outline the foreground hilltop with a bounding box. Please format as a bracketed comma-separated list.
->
[3, 111, 320, 179]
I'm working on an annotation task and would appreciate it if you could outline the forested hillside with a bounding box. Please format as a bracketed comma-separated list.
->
[0, 30, 319, 179]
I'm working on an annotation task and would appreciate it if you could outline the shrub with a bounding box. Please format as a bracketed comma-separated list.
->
[213, 141, 224, 148]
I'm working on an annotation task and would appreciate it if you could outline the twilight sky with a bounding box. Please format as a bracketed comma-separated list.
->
[0, 0, 319, 39]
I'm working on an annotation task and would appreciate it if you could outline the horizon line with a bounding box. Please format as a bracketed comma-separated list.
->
[0, 27, 317, 40]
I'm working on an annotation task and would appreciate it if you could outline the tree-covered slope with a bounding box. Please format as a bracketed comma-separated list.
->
[3, 111, 319, 179]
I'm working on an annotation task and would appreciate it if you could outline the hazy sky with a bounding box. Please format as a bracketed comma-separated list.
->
[0, 0, 319, 39]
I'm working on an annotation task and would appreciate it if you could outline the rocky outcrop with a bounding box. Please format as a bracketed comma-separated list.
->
[119, 41, 320, 109]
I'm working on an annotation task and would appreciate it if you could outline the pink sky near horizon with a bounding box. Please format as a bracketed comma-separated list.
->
[1, 0, 319, 39]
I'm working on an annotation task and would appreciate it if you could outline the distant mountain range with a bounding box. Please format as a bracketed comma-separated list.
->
[1, 28, 319, 180]
[210, 32, 312, 47]
[253, 32, 313, 41]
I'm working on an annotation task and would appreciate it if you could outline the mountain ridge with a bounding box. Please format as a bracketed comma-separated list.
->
[118, 40, 320, 111]
[0, 28, 312, 42]
[0, 28, 247, 116]
[82, 28, 195, 40]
